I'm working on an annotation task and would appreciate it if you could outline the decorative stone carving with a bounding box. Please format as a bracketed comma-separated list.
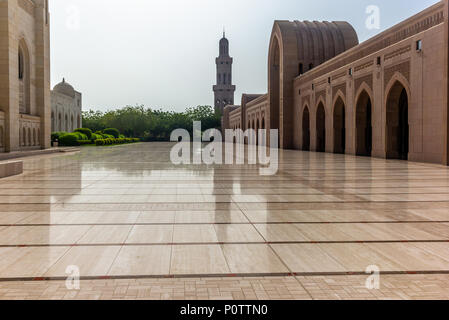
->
[384, 60, 411, 89]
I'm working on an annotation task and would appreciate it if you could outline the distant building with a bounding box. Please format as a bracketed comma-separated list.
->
[51, 79, 82, 132]
[213, 32, 236, 114]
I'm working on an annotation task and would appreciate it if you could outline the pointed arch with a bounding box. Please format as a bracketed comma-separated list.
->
[315, 101, 326, 152]
[268, 33, 282, 138]
[355, 86, 373, 157]
[333, 96, 346, 154]
[384, 74, 411, 160]
[315, 95, 326, 113]
[332, 90, 346, 112]
[18, 39, 31, 114]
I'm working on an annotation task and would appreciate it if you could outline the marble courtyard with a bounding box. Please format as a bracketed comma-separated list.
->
[0, 143, 449, 299]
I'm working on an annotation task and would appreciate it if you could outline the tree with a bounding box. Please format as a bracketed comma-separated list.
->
[81, 105, 221, 140]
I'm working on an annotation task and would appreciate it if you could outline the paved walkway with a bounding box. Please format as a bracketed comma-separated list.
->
[1, 274, 449, 300]
[0, 142, 449, 299]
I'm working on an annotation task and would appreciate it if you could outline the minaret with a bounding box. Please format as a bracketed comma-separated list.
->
[213, 31, 236, 114]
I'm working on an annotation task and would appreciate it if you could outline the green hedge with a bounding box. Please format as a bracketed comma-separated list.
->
[91, 133, 103, 141]
[51, 131, 67, 142]
[75, 128, 92, 140]
[73, 132, 89, 140]
[59, 133, 79, 146]
[78, 140, 93, 146]
[53, 127, 138, 147]
[103, 128, 120, 138]
[95, 138, 140, 146]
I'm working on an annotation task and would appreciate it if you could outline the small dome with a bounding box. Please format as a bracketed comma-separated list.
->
[53, 78, 75, 98]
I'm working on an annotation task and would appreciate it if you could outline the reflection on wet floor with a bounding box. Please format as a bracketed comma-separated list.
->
[0, 142, 449, 280]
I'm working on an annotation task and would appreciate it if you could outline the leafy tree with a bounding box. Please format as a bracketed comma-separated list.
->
[82, 105, 221, 141]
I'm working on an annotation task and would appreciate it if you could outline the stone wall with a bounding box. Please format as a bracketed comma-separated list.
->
[222, 0, 449, 165]
[293, 1, 446, 164]
[0, 0, 51, 152]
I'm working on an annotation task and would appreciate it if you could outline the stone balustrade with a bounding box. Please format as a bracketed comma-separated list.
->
[19, 114, 41, 149]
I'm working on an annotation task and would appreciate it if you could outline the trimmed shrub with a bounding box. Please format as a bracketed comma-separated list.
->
[51, 131, 67, 142]
[103, 128, 120, 138]
[78, 140, 93, 145]
[59, 133, 79, 146]
[91, 133, 103, 141]
[101, 133, 115, 139]
[72, 132, 89, 141]
[75, 128, 92, 140]
[94, 138, 140, 146]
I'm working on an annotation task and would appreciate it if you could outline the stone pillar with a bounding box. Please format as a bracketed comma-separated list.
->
[0, 1, 10, 151]
[326, 86, 333, 153]
[372, 61, 384, 158]
[0, 1, 20, 152]
[346, 79, 355, 155]
[445, 0, 449, 165]
[34, 0, 51, 149]
[311, 93, 317, 151]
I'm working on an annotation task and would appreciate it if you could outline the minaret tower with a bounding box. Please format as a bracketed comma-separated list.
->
[213, 31, 236, 114]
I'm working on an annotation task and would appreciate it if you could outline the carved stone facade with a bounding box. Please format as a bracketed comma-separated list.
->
[0, 0, 51, 152]
[222, 0, 449, 166]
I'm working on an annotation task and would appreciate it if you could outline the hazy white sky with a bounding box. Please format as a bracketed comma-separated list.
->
[49, 0, 440, 112]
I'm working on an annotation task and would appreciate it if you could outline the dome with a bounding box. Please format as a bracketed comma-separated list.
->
[53, 78, 75, 98]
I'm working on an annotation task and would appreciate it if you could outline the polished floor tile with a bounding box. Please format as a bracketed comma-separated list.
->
[271, 244, 346, 273]
[137, 211, 175, 224]
[126, 225, 173, 244]
[0, 247, 70, 278]
[254, 224, 309, 242]
[2, 142, 449, 284]
[77, 225, 132, 244]
[0, 212, 35, 224]
[317, 243, 404, 272]
[365, 243, 449, 271]
[0, 226, 91, 245]
[174, 210, 248, 223]
[214, 224, 264, 243]
[173, 225, 218, 243]
[44, 246, 121, 277]
[222, 244, 288, 274]
[170, 245, 230, 275]
[108, 246, 171, 276]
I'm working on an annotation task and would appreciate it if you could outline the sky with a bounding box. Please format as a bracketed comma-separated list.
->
[49, 0, 440, 112]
